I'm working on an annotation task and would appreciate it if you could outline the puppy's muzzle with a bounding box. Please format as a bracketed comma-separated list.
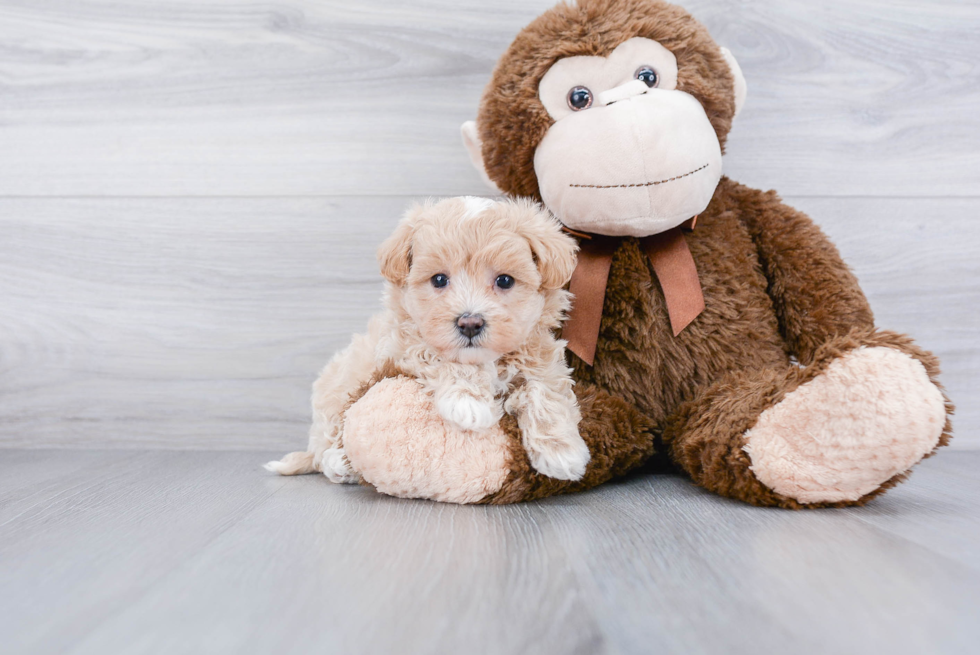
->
[456, 313, 485, 340]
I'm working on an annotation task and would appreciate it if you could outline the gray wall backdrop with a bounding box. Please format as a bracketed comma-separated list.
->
[1, 0, 978, 450]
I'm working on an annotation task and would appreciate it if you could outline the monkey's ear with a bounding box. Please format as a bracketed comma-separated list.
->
[377, 205, 423, 285]
[719, 47, 748, 119]
[460, 121, 503, 195]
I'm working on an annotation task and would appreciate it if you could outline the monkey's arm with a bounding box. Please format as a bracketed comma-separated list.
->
[730, 181, 875, 364]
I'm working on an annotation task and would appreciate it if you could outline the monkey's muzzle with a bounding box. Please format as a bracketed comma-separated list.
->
[533, 89, 723, 238]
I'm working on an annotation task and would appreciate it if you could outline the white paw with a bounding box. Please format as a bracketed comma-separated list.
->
[321, 447, 360, 485]
[437, 393, 501, 431]
[526, 432, 591, 481]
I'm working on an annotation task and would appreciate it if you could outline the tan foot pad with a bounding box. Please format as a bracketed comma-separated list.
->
[343, 376, 511, 504]
[744, 347, 946, 503]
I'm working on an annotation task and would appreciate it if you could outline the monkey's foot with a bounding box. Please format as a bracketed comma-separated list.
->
[743, 346, 946, 504]
[343, 377, 511, 504]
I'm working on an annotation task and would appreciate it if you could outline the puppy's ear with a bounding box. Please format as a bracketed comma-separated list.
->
[377, 204, 424, 285]
[521, 206, 579, 290]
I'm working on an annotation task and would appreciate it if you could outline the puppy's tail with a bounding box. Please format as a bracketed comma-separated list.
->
[264, 451, 317, 476]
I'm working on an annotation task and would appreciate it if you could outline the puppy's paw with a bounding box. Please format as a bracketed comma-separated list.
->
[437, 393, 501, 431]
[321, 447, 360, 485]
[526, 431, 591, 481]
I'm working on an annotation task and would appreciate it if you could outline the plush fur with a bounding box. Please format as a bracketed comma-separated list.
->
[744, 346, 946, 504]
[338, 364, 657, 504]
[477, 0, 737, 200]
[344, 374, 512, 504]
[273, 0, 952, 508]
[471, 0, 952, 508]
[335, 0, 952, 507]
[663, 325, 953, 508]
[267, 197, 593, 483]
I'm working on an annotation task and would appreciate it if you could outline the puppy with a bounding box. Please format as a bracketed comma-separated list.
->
[265, 196, 590, 482]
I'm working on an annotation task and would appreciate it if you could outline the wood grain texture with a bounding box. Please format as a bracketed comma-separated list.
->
[0, 450, 978, 655]
[0, 451, 288, 654]
[1, 195, 976, 449]
[0, 196, 395, 448]
[1, 5, 975, 651]
[0, 1, 976, 449]
[0, 0, 977, 197]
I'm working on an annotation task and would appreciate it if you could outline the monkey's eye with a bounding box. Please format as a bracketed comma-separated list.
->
[635, 66, 659, 88]
[431, 274, 449, 288]
[494, 274, 515, 290]
[566, 86, 593, 111]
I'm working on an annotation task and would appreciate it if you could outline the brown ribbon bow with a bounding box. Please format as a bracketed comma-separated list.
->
[562, 217, 704, 366]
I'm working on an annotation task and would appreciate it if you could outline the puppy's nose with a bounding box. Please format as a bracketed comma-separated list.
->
[456, 313, 485, 339]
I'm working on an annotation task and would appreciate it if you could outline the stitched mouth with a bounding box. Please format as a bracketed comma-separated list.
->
[569, 163, 710, 189]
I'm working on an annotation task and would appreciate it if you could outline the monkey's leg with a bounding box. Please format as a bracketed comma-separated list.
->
[663, 329, 952, 508]
[484, 384, 656, 503]
[340, 375, 654, 504]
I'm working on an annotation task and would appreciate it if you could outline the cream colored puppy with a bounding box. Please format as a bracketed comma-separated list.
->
[266, 197, 590, 482]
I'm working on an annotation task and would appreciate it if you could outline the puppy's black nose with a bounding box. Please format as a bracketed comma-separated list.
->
[456, 313, 485, 339]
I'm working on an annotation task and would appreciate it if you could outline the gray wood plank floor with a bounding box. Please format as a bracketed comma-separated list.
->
[1, 3, 978, 652]
[0, 449, 977, 655]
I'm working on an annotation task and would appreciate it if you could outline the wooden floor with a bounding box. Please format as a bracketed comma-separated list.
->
[1, 2, 978, 653]
[1, 449, 978, 655]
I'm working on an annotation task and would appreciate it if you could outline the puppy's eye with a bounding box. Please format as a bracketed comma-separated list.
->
[495, 274, 515, 290]
[634, 66, 659, 88]
[431, 274, 449, 288]
[567, 86, 593, 111]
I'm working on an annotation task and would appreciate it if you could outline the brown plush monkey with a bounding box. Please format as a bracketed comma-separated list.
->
[339, 0, 952, 507]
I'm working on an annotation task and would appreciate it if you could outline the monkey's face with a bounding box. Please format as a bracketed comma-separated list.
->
[533, 38, 723, 237]
[463, 0, 747, 238]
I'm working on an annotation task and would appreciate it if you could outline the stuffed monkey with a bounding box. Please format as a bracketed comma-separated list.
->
[335, 0, 953, 507]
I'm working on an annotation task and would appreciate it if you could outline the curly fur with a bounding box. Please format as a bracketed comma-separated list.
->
[267, 197, 593, 483]
[462, 0, 953, 508]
